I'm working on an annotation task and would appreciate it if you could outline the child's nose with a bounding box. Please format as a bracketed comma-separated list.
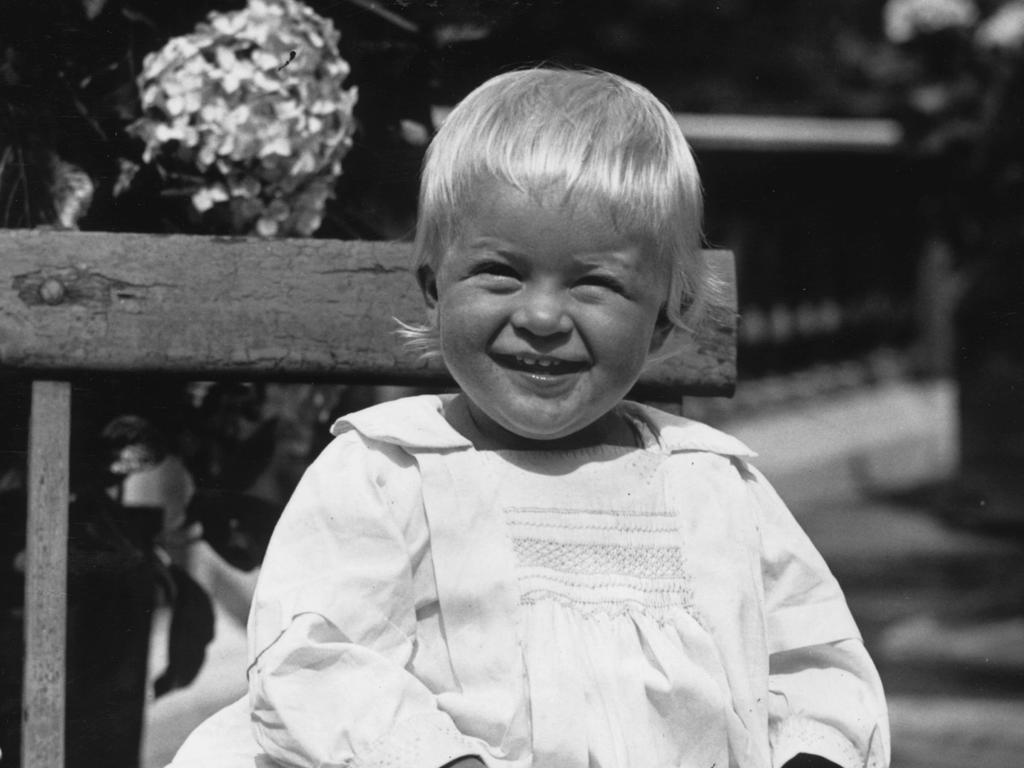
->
[511, 288, 573, 336]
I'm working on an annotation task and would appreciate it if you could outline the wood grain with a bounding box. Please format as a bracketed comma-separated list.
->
[22, 380, 70, 768]
[0, 229, 736, 395]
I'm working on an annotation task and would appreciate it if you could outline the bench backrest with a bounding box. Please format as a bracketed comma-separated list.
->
[0, 228, 736, 768]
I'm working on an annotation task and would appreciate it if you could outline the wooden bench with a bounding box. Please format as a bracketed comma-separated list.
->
[0, 228, 737, 768]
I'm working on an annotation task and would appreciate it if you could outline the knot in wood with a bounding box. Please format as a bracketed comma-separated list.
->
[38, 278, 66, 306]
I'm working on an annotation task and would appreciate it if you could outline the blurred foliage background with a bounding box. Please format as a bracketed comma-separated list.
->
[0, 0, 902, 236]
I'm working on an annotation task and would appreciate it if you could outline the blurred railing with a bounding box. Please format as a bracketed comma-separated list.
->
[688, 115, 931, 382]
[676, 114, 902, 154]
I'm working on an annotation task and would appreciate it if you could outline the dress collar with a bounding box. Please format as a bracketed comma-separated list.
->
[330, 394, 756, 458]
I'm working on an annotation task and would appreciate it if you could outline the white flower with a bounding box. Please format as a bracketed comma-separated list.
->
[884, 0, 979, 43]
[129, 0, 358, 237]
[182, 91, 202, 115]
[977, 1, 1024, 51]
[199, 103, 227, 124]
[217, 133, 236, 158]
[272, 101, 301, 122]
[220, 67, 245, 95]
[252, 50, 280, 71]
[192, 184, 229, 212]
[228, 104, 252, 125]
[250, 0, 280, 16]
[256, 216, 280, 237]
[291, 151, 316, 176]
[210, 11, 247, 37]
[260, 137, 292, 157]
[310, 98, 339, 115]
[165, 95, 186, 117]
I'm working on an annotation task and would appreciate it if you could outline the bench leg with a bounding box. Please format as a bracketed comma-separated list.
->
[22, 380, 71, 768]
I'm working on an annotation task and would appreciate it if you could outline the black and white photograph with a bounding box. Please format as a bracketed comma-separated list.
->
[2, 2, 1023, 768]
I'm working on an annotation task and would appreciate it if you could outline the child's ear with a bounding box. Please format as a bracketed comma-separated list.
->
[649, 308, 673, 353]
[417, 265, 439, 319]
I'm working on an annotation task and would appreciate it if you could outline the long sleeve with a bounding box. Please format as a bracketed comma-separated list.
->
[246, 432, 479, 768]
[768, 640, 889, 768]
[745, 463, 890, 768]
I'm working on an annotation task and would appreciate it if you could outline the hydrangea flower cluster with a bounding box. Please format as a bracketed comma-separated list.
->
[130, 0, 358, 237]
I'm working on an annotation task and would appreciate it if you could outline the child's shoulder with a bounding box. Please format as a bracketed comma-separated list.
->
[297, 396, 454, 490]
[619, 400, 757, 460]
[327, 394, 468, 450]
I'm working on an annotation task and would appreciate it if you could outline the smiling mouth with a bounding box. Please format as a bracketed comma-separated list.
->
[494, 353, 589, 375]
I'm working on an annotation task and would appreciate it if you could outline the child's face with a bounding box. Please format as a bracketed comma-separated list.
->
[421, 178, 670, 448]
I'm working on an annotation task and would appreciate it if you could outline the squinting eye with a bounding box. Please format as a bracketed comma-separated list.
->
[578, 275, 625, 293]
[472, 262, 519, 279]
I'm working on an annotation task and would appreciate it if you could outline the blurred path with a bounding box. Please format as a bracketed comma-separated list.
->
[726, 379, 1024, 768]
[143, 378, 1024, 768]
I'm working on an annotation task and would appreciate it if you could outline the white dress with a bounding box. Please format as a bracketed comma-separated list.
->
[170, 395, 889, 768]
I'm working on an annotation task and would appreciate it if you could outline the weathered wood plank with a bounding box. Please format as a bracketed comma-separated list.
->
[22, 380, 70, 768]
[0, 230, 735, 395]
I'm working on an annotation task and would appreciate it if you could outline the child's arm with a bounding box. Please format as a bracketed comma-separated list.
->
[767, 639, 887, 768]
[245, 433, 485, 768]
[744, 462, 890, 768]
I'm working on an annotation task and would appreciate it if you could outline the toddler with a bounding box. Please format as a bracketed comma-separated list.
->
[171, 67, 889, 768]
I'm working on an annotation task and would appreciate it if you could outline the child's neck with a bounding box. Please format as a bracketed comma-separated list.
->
[443, 394, 639, 451]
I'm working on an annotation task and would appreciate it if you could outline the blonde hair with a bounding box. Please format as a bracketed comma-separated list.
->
[399, 66, 721, 362]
